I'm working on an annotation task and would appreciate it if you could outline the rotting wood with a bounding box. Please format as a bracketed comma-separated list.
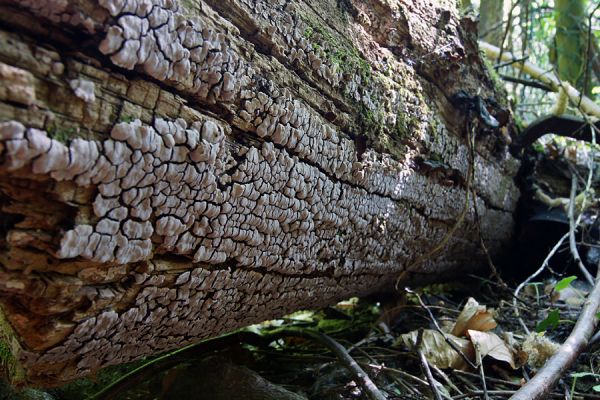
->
[0, 0, 519, 386]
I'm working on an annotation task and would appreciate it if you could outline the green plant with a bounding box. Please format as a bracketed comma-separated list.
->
[536, 308, 560, 332]
[554, 275, 577, 291]
[569, 372, 600, 397]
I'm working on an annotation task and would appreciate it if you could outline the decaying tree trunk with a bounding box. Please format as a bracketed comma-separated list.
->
[0, 0, 520, 386]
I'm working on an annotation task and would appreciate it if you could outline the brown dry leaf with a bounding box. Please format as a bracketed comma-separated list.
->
[503, 332, 528, 369]
[399, 329, 474, 370]
[468, 329, 517, 369]
[545, 284, 587, 306]
[451, 297, 497, 337]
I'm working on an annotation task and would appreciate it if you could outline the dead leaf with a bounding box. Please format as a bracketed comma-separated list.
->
[503, 332, 528, 368]
[452, 297, 497, 337]
[545, 283, 587, 306]
[398, 329, 474, 370]
[468, 329, 517, 369]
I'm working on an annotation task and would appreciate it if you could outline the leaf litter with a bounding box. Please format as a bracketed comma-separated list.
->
[16, 276, 600, 400]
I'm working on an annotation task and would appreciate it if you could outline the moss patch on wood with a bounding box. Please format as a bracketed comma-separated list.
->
[0, 308, 25, 386]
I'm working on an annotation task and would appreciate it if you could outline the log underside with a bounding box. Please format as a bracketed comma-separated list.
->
[0, 0, 519, 386]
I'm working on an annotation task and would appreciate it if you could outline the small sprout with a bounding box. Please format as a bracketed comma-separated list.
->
[555, 276, 577, 292]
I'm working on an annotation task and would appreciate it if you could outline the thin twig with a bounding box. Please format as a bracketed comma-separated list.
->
[495, 55, 529, 69]
[274, 328, 387, 400]
[379, 365, 430, 388]
[415, 329, 443, 400]
[431, 365, 463, 395]
[568, 174, 595, 286]
[513, 233, 569, 334]
[499, 74, 554, 91]
[475, 349, 490, 400]
[451, 371, 479, 391]
[495, 0, 518, 64]
[406, 288, 477, 369]
[509, 264, 600, 400]
[454, 369, 519, 388]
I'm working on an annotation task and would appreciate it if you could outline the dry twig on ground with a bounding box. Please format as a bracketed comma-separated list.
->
[510, 264, 600, 400]
[415, 329, 444, 400]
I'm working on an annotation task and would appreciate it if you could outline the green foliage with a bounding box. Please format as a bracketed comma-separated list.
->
[481, 0, 598, 122]
[119, 114, 136, 123]
[536, 309, 560, 332]
[47, 125, 76, 144]
[569, 372, 600, 397]
[554, 276, 577, 292]
[301, 16, 371, 83]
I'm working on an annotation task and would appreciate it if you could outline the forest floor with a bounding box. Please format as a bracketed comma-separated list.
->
[5, 268, 600, 400]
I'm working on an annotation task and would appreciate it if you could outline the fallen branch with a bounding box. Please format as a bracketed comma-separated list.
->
[454, 389, 593, 399]
[479, 41, 600, 119]
[514, 115, 600, 150]
[271, 328, 387, 400]
[509, 265, 600, 400]
[92, 326, 387, 400]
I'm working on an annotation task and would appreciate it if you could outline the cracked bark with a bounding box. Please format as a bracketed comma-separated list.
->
[0, 0, 520, 386]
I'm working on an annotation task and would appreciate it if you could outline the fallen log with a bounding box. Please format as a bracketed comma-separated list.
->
[0, 0, 519, 386]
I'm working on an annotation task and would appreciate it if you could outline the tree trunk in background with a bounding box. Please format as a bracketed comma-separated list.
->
[479, 0, 505, 47]
[555, 0, 590, 93]
[460, 0, 473, 12]
[0, 0, 519, 386]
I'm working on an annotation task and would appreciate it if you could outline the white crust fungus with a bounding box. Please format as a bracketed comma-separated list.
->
[69, 79, 96, 103]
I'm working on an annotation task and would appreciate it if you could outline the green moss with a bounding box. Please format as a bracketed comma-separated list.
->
[482, 57, 509, 107]
[304, 26, 314, 40]
[0, 308, 25, 385]
[0, 339, 17, 379]
[393, 109, 412, 141]
[301, 15, 371, 83]
[118, 114, 136, 123]
[46, 125, 76, 144]
[359, 103, 385, 136]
